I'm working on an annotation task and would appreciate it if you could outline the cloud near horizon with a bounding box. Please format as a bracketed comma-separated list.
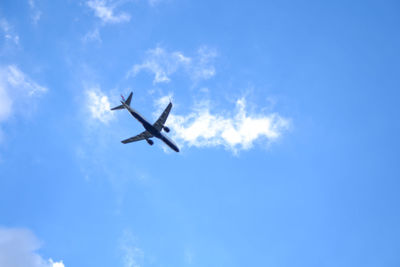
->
[0, 227, 64, 267]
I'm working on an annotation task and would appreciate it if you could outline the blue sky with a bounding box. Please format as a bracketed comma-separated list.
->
[0, 0, 400, 266]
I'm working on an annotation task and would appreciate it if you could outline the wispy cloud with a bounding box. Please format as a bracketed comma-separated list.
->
[84, 0, 165, 42]
[85, 87, 114, 124]
[129, 46, 190, 83]
[0, 227, 64, 267]
[28, 0, 42, 24]
[6, 65, 47, 96]
[0, 19, 19, 45]
[0, 65, 47, 123]
[119, 230, 144, 267]
[191, 46, 217, 81]
[0, 79, 12, 122]
[128, 46, 217, 84]
[82, 28, 101, 43]
[87, 0, 131, 24]
[155, 96, 290, 153]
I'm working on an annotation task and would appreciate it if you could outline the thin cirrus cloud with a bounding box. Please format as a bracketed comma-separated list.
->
[28, 0, 42, 24]
[0, 227, 64, 267]
[0, 19, 19, 45]
[0, 65, 47, 123]
[83, 0, 164, 43]
[128, 46, 217, 84]
[119, 230, 144, 267]
[86, 0, 131, 24]
[155, 96, 290, 152]
[82, 28, 101, 43]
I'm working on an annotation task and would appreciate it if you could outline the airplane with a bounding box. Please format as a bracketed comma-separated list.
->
[111, 92, 180, 152]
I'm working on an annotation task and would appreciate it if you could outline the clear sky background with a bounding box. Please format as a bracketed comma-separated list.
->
[0, 0, 399, 267]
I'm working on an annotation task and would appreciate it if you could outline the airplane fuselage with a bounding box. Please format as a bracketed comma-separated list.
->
[121, 101, 180, 152]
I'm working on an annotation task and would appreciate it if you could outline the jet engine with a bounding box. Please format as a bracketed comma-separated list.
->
[163, 126, 170, 133]
[146, 139, 154, 146]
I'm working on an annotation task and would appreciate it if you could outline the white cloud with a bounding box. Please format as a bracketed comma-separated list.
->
[82, 28, 101, 43]
[87, 0, 131, 24]
[85, 88, 114, 123]
[49, 259, 65, 267]
[155, 96, 290, 152]
[128, 46, 216, 84]
[6, 65, 47, 96]
[0, 81, 12, 121]
[28, 0, 42, 24]
[119, 230, 144, 267]
[0, 19, 19, 45]
[129, 47, 191, 83]
[0, 227, 64, 267]
[0, 65, 47, 122]
[191, 46, 217, 81]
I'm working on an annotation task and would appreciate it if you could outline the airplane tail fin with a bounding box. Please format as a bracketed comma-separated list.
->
[125, 92, 133, 106]
[111, 92, 133, 110]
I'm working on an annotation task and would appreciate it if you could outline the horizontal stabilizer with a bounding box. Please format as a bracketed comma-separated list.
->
[111, 104, 124, 110]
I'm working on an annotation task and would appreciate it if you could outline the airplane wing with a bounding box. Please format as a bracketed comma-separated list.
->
[121, 131, 153, 144]
[153, 102, 172, 131]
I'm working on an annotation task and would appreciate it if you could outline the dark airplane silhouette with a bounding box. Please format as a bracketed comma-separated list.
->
[111, 92, 179, 152]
